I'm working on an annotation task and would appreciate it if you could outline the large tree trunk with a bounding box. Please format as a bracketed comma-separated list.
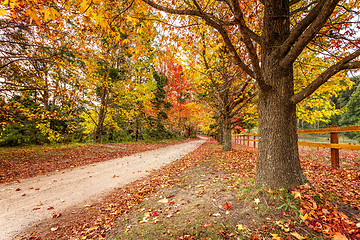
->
[222, 115, 232, 151]
[256, 0, 308, 188]
[256, 71, 307, 188]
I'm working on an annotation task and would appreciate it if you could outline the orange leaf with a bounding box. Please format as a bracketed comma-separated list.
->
[332, 232, 348, 240]
[224, 202, 232, 210]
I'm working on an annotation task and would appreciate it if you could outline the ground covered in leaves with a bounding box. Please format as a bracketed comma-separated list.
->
[0, 139, 191, 183]
[16, 141, 360, 239]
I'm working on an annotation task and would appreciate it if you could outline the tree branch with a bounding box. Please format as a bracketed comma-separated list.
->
[290, 0, 301, 6]
[280, 0, 339, 68]
[291, 49, 360, 104]
[142, 0, 256, 80]
[142, 0, 199, 16]
[229, 0, 263, 82]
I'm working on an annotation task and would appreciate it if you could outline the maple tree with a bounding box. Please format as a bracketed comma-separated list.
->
[142, 0, 360, 188]
[193, 30, 256, 150]
[155, 51, 204, 138]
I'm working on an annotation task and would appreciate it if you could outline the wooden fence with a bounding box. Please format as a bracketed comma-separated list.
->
[233, 126, 360, 168]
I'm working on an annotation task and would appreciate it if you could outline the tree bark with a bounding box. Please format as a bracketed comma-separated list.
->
[256, 0, 307, 188]
[217, 119, 224, 144]
[222, 114, 232, 151]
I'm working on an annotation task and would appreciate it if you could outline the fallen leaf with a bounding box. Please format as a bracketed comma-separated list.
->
[158, 198, 169, 203]
[236, 224, 245, 231]
[52, 213, 62, 218]
[254, 198, 260, 204]
[224, 202, 232, 210]
[271, 233, 282, 240]
[50, 227, 58, 231]
[291, 190, 301, 199]
[213, 212, 221, 217]
[15, 188, 21, 191]
[47, 206, 54, 210]
[290, 232, 305, 240]
[332, 232, 348, 240]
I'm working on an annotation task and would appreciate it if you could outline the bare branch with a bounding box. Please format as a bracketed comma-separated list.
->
[142, 0, 199, 16]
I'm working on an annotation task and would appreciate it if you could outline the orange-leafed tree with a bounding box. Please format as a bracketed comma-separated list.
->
[156, 51, 200, 137]
[142, 0, 360, 188]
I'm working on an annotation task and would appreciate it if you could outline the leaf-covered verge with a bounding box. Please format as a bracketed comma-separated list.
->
[18, 139, 215, 239]
[19, 142, 360, 239]
[0, 139, 193, 184]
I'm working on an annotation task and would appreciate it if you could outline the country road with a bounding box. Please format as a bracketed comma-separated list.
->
[0, 138, 206, 240]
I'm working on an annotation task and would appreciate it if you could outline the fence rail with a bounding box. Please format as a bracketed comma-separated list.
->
[232, 125, 360, 168]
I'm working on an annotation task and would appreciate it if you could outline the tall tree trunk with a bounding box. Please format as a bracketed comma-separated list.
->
[94, 87, 108, 143]
[256, 0, 308, 188]
[222, 114, 232, 151]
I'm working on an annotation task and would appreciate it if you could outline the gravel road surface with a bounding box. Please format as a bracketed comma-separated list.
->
[0, 139, 206, 240]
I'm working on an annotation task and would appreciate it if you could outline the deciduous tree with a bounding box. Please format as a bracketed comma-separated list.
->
[142, 0, 360, 188]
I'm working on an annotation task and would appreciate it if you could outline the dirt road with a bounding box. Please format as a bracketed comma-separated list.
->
[0, 139, 206, 240]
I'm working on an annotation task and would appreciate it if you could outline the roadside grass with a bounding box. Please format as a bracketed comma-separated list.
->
[0, 142, 88, 154]
[107, 144, 353, 240]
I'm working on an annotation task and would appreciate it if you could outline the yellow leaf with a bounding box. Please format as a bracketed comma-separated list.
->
[49, 7, 60, 19]
[299, 213, 311, 221]
[80, 0, 88, 13]
[26, 8, 41, 26]
[290, 232, 305, 240]
[271, 234, 282, 240]
[0, 8, 7, 16]
[236, 224, 245, 231]
[291, 191, 301, 199]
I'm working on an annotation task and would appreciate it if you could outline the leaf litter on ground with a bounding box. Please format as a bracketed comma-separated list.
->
[18, 140, 360, 239]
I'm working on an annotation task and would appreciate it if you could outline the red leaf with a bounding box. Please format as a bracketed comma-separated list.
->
[52, 213, 62, 218]
[224, 202, 232, 210]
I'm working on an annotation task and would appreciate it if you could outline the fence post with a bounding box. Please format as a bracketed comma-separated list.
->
[254, 136, 256, 148]
[330, 126, 340, 168]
